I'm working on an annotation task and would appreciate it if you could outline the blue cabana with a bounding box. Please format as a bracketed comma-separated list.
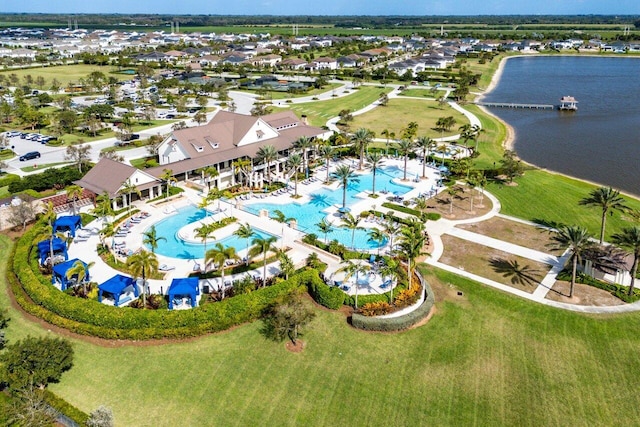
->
[53, 215, 82, 237]
[98, 274, 139, 307]
[168, 277, 199, 309]
[37, 237, 68, 265]
[52, 258, 89, 290]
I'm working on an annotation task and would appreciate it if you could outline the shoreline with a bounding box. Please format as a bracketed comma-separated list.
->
[474, 54, 640, 200]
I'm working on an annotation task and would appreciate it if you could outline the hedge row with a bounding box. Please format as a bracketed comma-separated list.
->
[381, 202, 441, 221]
[11, 224, 314, 339]
[351, 286, 435, 332]
[43, 390, 89, 425]
[306, 273, 344, 309]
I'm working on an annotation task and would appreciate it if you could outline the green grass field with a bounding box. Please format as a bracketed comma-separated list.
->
[0, 64, 129, 87]
[350, 98, 468, 139]
[281, 85, 393, 127]
[3, 237, 640, 426]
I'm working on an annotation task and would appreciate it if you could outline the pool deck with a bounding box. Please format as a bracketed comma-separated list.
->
[65, 158, 442, 303]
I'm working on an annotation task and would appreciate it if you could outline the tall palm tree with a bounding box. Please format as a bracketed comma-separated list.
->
[436, 144, 448, 166]
[398, 218, 428, 290]
[293, 136, 314, 179]
[65, 184, 84, 215]
[612, 226, 640, 296]
[233, 222, 255, 264]
[271, 209, 294, 225]
[119, 179, 141, 215]
[160, 168, 176, 199]
[365, 151, 384, 196]
[579, 186, 629, 244]
[383, 219, 400, 255]
[142, 225, 166, 254]
[92, 191, 114, 230]
[316, 218, 333, 244]
[415, 136, 434, 179]
[379, 258, 399, 303]
[276, 250, 295, 280]
[550, 225, 594, 298]
[201, 165, 219, 190]
[318, 144, 335, 183]
[232, 158, 252, 188]
[396, 139, 416, 181]
[286, 153, 303, 197]
[367, 227, 385, 256]
[127, 250, 159, 309]
[341, 212, 363, 250]
[206, 243, 240, 299]
[65, 259, 94, 296]
[249, 235, 278, 285]
[337, 259, 370, 309]
[40, 202, 58, 267]
[194, 223, 215, 272]
[255, 144, 278, 185]
[331, 164, 359, 210]
[350, 128, 374, 170]
[198, 194, 211, 217]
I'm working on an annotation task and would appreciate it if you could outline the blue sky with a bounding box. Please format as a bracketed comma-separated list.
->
[3, 1, 640, 15]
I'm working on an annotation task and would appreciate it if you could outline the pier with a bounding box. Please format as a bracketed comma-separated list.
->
[476, 102, 555, 110]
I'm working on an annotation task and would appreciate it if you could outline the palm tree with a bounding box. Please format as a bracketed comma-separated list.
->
[272, 209, 294, 225]
[350, 128, 373, 170]
[194, 223, 215, 272]
[398, 218, 428, 290]
[337, 259, 370, 309]
[579, 186, 629, 244]
[202, 166, 219, 191]
[318, 144, 335, 183]
[142, 225, 166, 254]
[92, 191, 114, 229]
[276, 250, 295, 280]
[255, 144, 278, 185]
[249, 235, 278, 285]
[331, 164, 359, 210]
[205, 243, 240, 299]
[233, 222, 255, 264]
[415, 136, 434, 179]
[383, 219, 400, 255]
[316, 218, 333, 244]
[436, 144, 448, 166]
[293, 136, 314, 179]
[367, 227, 385, 256]
[396, 139, 416, 181]
[127, 250, 159, 309]
[365, 151, 384, 196]
[232, 158, 252, 188]
[341, 212, 363, 250]
[550, 225, 594, 298]
[379, 258, 399, 303]
[612, 226, 640, 296]
[119, 179, 141, 215]
[286, 153, 303, 197]
[65, 184, 84, 215]
[160, 168, 176, 199]
[65, 259, 94, 296]
[40, 202, 58, 267]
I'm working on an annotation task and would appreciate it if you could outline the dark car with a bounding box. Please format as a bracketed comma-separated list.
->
[19, 151, 41, 161]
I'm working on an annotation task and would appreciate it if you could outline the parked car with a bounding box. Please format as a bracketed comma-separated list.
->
[4, 131, 22, 138]
[19, 151, 41, 161]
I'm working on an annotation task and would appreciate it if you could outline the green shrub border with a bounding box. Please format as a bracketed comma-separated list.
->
[306, 272, 344, 309]
[351, 278, 434, 332]
[43, 390, 89, 425]
[381, 202, 441, 221]
[9, 222, 316, 340]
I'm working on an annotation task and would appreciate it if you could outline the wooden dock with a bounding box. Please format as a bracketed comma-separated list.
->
[476, 102, 555, 110]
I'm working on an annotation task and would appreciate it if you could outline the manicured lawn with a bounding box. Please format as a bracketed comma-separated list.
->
[398, 88, 448, 98]
[0, 64, 128, 87]
[21, 162, 70, 172]
[487, 169, 640, 240]
[282, 85, 392, 127]
[3, 243, 640, 425]
[350, 98, 468, 139]
[465, 104, 507, 169]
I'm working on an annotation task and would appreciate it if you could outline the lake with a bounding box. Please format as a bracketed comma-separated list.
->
[481, 55, 640, 197]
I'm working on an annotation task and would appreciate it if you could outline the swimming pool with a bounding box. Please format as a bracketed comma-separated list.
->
[147, 205, 276, 259]
[246, 166, 410, 250]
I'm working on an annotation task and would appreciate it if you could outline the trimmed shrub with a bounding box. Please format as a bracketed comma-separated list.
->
[307, 274, 344, 309]
[43, 390, 89, 425]
[351, 286, 435, 332]
[381, 202, 441, 221]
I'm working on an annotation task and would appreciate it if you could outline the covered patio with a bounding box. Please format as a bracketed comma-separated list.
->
[168, 277, 199, 309]
[37, 237, 68, 265]
[53, 215, 82, 237]
[52, 258, 89, 290]
[98, 274, 139, 307]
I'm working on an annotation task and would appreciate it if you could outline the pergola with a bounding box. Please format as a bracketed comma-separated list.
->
[168, 277, 199, 309]
[52, 258, 89, 290]
[98, 274, 139, 307]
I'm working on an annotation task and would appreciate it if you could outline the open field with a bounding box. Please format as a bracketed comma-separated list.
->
[486, 169, 640, 242]
[439, 234, 548, 293]
[0, 64, 129, 87]
[457, 216, 562, 254]
[282, 85, 393, 127]
[350, 98, 468, 139]
[4, 241, 640, 425]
